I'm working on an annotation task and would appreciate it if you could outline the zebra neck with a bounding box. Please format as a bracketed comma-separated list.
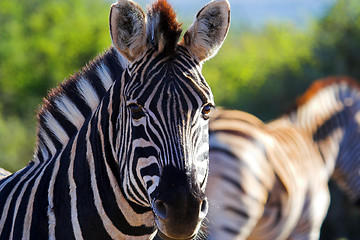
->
[33, 47, 127, 166]
[69, 88, 156, 238]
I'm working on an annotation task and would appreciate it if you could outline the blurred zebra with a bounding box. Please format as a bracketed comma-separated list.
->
[286, 76, 360, 204]
[206, 76, 360, 240]
[0, 0, 230, 239]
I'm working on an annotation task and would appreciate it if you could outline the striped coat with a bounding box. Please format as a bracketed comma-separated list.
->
[206, 76, 360, 239]
[0, 0, 231, 239]
[206, 109, 329, 240]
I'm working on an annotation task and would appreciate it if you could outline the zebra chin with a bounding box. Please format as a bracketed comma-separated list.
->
[153, 201, 206, 240]
[157, 230, 198, 240]
[151, 165, 208, 240]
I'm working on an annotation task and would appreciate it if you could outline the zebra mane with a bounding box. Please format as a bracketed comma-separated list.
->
[147, 0, 182, 55]
[295, 76, 360, 108]
[34, 47, 128, 162]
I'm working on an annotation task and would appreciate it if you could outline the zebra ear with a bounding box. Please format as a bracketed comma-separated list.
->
[110, 0, 147, 62]
[180, 0, 230, 62]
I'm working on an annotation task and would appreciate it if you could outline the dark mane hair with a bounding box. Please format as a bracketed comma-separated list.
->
[296, 76, 360, 107]
[285, 76, 360, 115]
[147, 0, 182, 55]
[34, 48, 126, 160]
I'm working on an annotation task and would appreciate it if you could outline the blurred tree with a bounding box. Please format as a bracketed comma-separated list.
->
[0, 0, 111, 119]
[204, 24, 317, 120]
[314, 0, 360, 79]
[0, 109, 35, 172]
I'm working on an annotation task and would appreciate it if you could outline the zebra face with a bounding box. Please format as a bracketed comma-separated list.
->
[110, 0, 230, 238]
[121, 48, 212, 239]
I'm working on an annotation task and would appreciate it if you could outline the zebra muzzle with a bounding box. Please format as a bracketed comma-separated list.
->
[152, 166, 208, 239]
[153, 195, 208, 239]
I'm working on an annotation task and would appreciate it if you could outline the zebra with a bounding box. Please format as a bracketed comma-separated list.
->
[0, 0, 230, 239]
[205, 76, 360, 239]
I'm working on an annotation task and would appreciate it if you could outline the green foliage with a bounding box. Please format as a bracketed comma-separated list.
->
[204, 24, 317, 120]
[0, 111, 35, 172]
[314, 0, 360, 78]
[0, 0, 111, 119]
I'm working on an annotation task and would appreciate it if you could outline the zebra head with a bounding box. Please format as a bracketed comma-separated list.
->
[109, 0, 230, 239]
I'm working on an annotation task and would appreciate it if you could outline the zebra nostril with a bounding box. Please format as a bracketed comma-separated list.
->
[199, 198, 209, 219]
[154, 200, 167, 219]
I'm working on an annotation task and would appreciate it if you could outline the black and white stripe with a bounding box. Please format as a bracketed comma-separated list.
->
[206, 76, 360, 240]
[0, 0, 231, 239]
[287, 76, 360, 203]
[206, 109, 329, 240]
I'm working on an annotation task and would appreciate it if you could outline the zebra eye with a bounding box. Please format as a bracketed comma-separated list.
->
[201, 104, 213, 119]
[128, 103, 146, 120]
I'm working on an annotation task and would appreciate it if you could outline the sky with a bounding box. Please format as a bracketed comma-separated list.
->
[131, 0, 337, 29]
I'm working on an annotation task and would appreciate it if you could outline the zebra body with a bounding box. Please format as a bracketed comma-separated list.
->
[0, 0, 230, 239]
[206, 76, 360, 240]
[206, 110, 329, 240]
